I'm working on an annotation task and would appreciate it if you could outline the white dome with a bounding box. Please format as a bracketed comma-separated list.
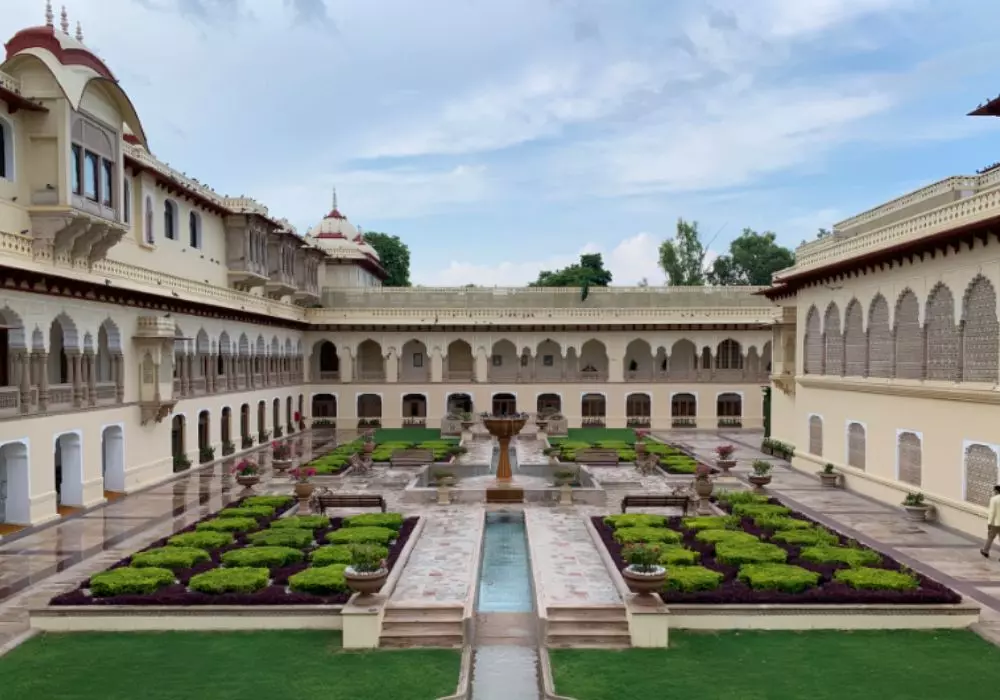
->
[307, 208, 358, 242]
[305, 191, 380, 262]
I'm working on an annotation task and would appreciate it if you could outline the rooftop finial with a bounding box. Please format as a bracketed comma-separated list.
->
[75, 20, 83, 41]
[331, 187, 338, 212]
[60, 5, 69, 33]
[45, 1, 54, 27]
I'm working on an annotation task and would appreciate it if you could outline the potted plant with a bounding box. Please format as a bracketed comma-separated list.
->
[221, 440, 235, 457]
[258, 430, 270, 443]
[362, 430, 375, 455]
[274, 426, 284, 439]
[748, 459, 773, 490]
[715, 444, 736, 474]
[433, 469, 454, 505]
[634, 429, 649, 456]
[289, 466, 317, 501]
[553, 468, 577, 505]
[535, 412, 549, 432]
[902, 492, 931, 521]
[819, 463, 839, 487]
[344, 544, 390, 600]
[620, 544, 666, 598]
[241, 435, 254, 449]
[296, 412, 307, 431]
[272, 441, 293, 471]
[232, 459, 260, 489]
[199, 445, 215, 464]
[460, 412, 476, 431]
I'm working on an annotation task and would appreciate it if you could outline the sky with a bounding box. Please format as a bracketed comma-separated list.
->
[6, 0, 1000, 286]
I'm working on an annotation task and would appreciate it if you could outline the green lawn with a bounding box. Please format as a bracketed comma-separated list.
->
[565, 428, 637, 444]
[550, 630, 1000, 700]
[0, 631, 460, 700]
[373, 427, 455, 444]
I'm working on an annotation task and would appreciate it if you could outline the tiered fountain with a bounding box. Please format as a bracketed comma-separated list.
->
[481, 412, 528, 503]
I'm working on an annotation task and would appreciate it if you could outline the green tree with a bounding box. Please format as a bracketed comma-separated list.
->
[362, 232, 411, 287]
[531, 253, 612, 301]
[658, 218, 707, 286]
[706, 228, 794, 286]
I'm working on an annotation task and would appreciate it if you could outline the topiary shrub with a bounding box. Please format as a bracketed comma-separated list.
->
[771, 528, 838, 546]
[288, 564, 349, 595]
[167, 531, 234, 550]
[834, 567, 918, 591]
[310, 544, 390, 567]
[753, 515, 813, 530]
[715, 540, 788, 566]
[664, 565, 724, 592]
[717, 490, 770, 505]
[603, 514, 668, 530]
[738, 563, 820, 593]
[196, 517, 259, 533]
[241, 495, 295, 509]
[344, 512, 405, 531]
[681, 515, 740, 531]
[695, 529, 759, 546]
[130, 546, 211, 571]
[221, 546, 304, 569]
[800, 545, 882, 568]
[188, 567, 270, 594]
[247, 528, 314, 549]
[270, 515, 331, 530]
[325, 526, 396, 546]
[731, 503, 791, 519]
[613, 526, 683, 545]
[218, 505, 275, 519]
[657, 546, 701, 566]
[90, 567, 176, 597]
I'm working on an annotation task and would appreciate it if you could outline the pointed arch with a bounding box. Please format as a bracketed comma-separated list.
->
[925, 283, 958, 381]
[803, 305, 822, 374]
[893, 289, 923, 379]
[822, 302, 843, 376]
[961, 275, 999, 383]
[843, 299, 865, 376]
[867, 294, 892, 378]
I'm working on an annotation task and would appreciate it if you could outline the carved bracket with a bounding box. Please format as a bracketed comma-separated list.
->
[140, 399, 177, 426]
[773, 373, 796, 396]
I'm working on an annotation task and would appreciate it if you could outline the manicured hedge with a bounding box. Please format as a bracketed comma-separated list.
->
[310, 544, 389, 567]
[189, 567, 270, 594]
[326, 526, 397, 546]
[221, 546, 304, 569]
[90, 567, 176, 597]
[131, 547, 210, 571]
[247, 528, 315, 549]
[589, 491, 962, 605]
[241, 495, 295, 509]
[344, 512, 405, 531]
[167, 531, 234, 550]
[288, 564, 349, 595]
[218, 505, 276, 519]
[270, 515, 331, 530]
[196, 517, 259, 533]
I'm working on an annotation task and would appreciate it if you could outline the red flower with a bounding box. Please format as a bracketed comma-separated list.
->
[294, 412, 301, 421]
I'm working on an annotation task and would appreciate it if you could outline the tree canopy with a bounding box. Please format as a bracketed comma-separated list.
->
[707, 228, 795, 286]
[362, 232, 411, 287]
[658, 218, 707, 286]
[531, 253, 613, 287]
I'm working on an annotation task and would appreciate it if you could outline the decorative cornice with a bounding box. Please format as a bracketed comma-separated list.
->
[796, 375, 1000, 405]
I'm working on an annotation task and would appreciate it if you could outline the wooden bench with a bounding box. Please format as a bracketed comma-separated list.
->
[390, 448, 435, 468]
[576, 448, 619, 466]
[621, 494, 691, 514]
[312, 492, 387, 513]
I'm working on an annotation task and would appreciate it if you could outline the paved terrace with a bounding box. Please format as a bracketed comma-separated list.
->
[1, 429, 1000, 653]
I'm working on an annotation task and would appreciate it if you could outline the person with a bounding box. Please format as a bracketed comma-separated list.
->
[982, 484, 1000, 560]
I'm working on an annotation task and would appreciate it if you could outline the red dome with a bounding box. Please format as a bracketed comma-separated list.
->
[5, 25, 116, 82]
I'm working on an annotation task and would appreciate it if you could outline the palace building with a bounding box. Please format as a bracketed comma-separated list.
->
[0, 14, 774, 531]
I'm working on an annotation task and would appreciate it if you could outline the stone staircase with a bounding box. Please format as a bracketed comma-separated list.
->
[379, 604, 466, 648]
[544, 604, 630, 648]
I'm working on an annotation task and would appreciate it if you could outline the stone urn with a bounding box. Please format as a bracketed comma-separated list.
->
[635, 441, 647, 457]
[363, 442, 375, 455]
[819, 471, 839, 488]
[622, 565, 667, 597]
[903, 504, 931, 522]
[558, 483, 573, 506]
[536, 419, 549, 433]
[694, 476, 714, 500]
[294, 481, 315, 501]
[717, 459, 736, 475]
[461, 420, 476, 431]
[344, 567, 389, 599]
[236, 474, 260, 490]
[748, 474, 772, 491]
[437, 483, 452, 505]
[272, 459, 293, 472]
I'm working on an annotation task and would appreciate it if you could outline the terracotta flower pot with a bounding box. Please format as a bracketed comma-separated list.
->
[294, 482, 315, 501]
[235, 475, 260, 489]
[622, 565, 666, 596]
[344, 567, 389, 598]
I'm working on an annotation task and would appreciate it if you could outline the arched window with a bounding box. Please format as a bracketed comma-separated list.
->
[123, 178, 131, 223]
[164, 200, 177, 240]
[0, 116, 12, 180]
[144, 196, 154, 244]
[189, 211, 201, 248]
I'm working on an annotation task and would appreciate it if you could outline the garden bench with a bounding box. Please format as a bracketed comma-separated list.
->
[621, 494, 691, 514]
[575, 448, 619, 466]
[312, 492, 387, 513]
[390, 448, 435, 468]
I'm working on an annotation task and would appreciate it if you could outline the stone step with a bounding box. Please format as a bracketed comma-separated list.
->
[379, 634, 465, 648]
[546, 635, 631, 649]
[546, 620, 630, 635]
[381, 621, 465, 637]
[546, 606, 627, 623]
[383, 606, 464, 623]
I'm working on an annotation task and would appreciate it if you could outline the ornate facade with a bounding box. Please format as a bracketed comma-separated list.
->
[0, 15, 774, 531]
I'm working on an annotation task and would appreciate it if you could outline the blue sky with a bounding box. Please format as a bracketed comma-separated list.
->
[7, 0, 1000, 285]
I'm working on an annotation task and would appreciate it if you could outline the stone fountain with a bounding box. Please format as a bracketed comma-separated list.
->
[481, 412, 528, 503]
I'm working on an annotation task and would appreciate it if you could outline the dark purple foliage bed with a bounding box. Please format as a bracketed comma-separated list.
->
[593, 497, 961, 605]
[51, 497, 417, 607]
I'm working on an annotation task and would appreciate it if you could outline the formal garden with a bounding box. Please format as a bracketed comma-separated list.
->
[50, 494, 417, 606]
[546, 429, 701, 473]
[596, 490, 960, 604]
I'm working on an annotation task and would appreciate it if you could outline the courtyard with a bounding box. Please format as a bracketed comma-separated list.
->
[0, 426, 999, 699]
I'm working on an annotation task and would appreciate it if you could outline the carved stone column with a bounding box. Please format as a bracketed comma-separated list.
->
[114, 352, 125, 403]
[85, 349, 97, 406]
[385, 350, 399, 383]
[69, 350, 83, 407]
[18, 350, 31, 414]
[37, 351, 50, 411]
[207, 353, 217, 393]
[430, 348, 443, 383]
[177, 353, 187, 397]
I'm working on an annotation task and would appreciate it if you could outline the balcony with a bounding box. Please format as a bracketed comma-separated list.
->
[318, 370, 340, 382]
[444, 369, 475, 382]
[28, 210, 127, 266]
[356, 369, 386, 382]
[265, 269, 296, 299]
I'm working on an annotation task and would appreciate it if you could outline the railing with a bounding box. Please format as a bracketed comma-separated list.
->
[0, 70, 20, 94]
[444, 370, 474, 381]
[626, 415, 651, 428]
[831, 175, 979, 233]
[95, 382, 116, 402]
[49, 384, 72, 406]
[399, 371, 431, 383]
[191, 377, 206, 393]
[356, 370, 385, 382]
[318, 371, 340, 381]
[0, 386, 18, 413]
[402, 417, 426, 427]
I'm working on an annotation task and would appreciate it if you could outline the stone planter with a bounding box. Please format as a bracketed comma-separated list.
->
[460, 420, 475, 431]
[819, 472, 839, 488]
[437, 484, 451, 505]
[363, 442, 375, 455]
[694, 477, 714, 514]
[294, 482, 315, 501]
[635, 442, 647, 457]
[903, 504, 931, 522]
[717, 459, 736, 475]
[235, 475, 260, 490]
[272, 459, 292, 472]
[536, 420, 548, 433]
[622, 565, 667, 597]
[344, 567, 389, 599]
[762, 445, 773, 455]
[559, 483, 573, 506]
[748, 474, 772, 491]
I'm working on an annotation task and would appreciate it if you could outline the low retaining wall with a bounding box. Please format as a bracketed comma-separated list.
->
[30, 605, 344, 632]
